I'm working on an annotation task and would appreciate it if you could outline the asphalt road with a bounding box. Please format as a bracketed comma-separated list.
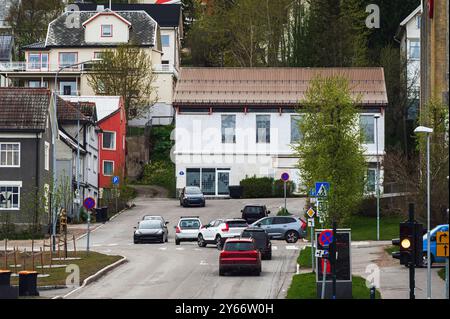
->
[64, 196, 307, 299]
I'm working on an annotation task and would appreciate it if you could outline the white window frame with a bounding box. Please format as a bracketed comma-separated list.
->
[290, 114, 303, 143]
[256, 114, 271, 144]
[101, 24, 113, 37]
[93, 155, 98, 174]
[44, 141, 50, 171]
[102, 131, 116, 150]
[0, 142, 20, 167]
[360, 114, 375, 145]
[366, 168, 377, 193]
[161, 34, 170, 47]
[103, 160, 114, 176]
[0, 181, 22, 210]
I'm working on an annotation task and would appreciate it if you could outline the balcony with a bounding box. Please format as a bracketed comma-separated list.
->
[0, 62, 83, 73]
[153, 64, 179, 78]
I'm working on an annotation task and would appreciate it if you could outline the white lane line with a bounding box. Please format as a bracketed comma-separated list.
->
[286, 245, 299, 250]
[194, 248, 202, 251]
[159, 247, 167, 250]
[176, 247, 185, 251]
[352, 241, 370, 246]
[108, 243, 119, 247]
[272, 246, 278, 250]
[200, 260, 209, 266]
[92, 244, 102, 247]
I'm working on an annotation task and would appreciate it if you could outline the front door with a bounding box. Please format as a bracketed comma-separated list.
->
[216, 170, 230, 196]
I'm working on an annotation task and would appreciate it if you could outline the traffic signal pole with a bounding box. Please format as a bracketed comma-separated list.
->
[408, 204, 415, 299]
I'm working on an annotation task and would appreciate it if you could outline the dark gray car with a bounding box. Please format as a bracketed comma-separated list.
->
[134, 220, 169, 244]
[180, 186, 205, 207]
[252, 216, 307, 243]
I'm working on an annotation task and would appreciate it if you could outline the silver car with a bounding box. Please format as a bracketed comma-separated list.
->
[252, 216, 307, 243]
[175, 216, 203, 245]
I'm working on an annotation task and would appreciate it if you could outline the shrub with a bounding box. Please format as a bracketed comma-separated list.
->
[142, 161, 176, 197]
[273, 179, 296, 198]
[277, 207, 291, 216]
[240, 176, 274, 198]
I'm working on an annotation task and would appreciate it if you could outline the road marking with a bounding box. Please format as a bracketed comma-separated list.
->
[176, 247, 185, 251]
[108, 243, 118, 247]
[272, 246, 278, 250]
[92, 244, 102, 247]
[194, 248, 202, 251]
[286, 245, 299, 250]
[200, 260, 209, 265]
[351, 242, 370, 246]
[158, 247, 167, 250]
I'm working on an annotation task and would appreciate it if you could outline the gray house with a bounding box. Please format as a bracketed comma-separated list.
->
[0, 88, 54, 232]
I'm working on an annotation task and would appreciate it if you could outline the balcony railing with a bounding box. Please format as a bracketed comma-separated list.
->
[153, 64, 179, 78]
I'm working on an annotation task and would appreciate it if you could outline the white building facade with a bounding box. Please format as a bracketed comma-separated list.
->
[173, 68, 388, 197]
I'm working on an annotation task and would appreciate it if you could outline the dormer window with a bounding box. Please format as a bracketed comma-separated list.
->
[101, 24, 112, 37]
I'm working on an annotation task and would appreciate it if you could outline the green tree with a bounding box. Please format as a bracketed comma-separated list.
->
[293, 76, 367, 225]
[7, 0, 64, 58]
[87, 44, 157, 120]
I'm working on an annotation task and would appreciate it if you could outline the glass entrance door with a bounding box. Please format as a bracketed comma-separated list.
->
[217, 170, 230, 195]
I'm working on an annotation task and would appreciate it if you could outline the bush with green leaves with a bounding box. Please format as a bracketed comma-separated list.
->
[142, 161, 176, 198]
[277, 207, 291, 216]
[240, 176, 274, 198]
[273, 179, 296, 197]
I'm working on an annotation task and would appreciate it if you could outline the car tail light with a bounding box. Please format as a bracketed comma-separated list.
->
[300, 219, 307, 230]
[175, 226, 181, 233]
[221, 223, 229, 232]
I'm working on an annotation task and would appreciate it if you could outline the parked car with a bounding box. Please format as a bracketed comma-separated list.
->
[422, 224, 449, 266]
[241, 205, 270, 224]
[141, 215, 169, 238]
[252, 216, 307, 243]
[198, 218, 248, 249]
[219, 238, 261, 276]
[175, 216, 203, 245]
[134, 220, 168, 244]
[241, 227, 272, 260]
[179, 186, 205, 207]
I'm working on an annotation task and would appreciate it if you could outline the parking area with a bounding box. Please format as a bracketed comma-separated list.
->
[59, 197, 307, 299]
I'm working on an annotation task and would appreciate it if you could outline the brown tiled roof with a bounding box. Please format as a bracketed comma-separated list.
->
[173, 67, 388, 106]
[0, 88, 50, 131]
[56, 97, 96, 122]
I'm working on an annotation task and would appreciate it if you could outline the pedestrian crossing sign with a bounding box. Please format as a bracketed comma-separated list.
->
[315, 182, 330, 198]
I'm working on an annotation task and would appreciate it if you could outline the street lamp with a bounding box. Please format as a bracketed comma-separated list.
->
[414, 125, 433, 299]
[374, 114, 380, 241]
[51, 58, 102, 251]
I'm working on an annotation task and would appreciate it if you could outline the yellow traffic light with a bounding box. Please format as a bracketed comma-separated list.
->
[401, 239, 411, 249]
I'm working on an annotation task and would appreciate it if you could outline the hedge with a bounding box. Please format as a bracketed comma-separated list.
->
[239, 176, 296, 198]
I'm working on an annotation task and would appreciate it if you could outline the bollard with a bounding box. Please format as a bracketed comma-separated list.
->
[370, 286, 376, 299]
[0, 270, 12, 286]
[18, 271, 39, 297]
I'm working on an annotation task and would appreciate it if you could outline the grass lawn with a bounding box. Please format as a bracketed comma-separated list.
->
[1, 251, 122, 287]
[384, 245, 397, 256]
[342, 215, 403, 241]
[286, 272, 381, 299]
[297, 246, 313, 268]
[438, 268, 445, 281]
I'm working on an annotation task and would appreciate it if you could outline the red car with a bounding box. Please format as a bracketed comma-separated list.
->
[219, 238, 261, 276]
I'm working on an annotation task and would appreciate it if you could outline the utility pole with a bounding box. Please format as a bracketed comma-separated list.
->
[408, 203, 416, 300]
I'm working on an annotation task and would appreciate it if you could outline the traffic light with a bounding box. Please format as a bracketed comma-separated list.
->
[392, 221, 423, 266]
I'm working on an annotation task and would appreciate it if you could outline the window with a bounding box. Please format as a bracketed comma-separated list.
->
[409, 40, 420, 60]
[44, 142, 49, 171]
[28, 53, 41, 69]
[59, 52, 77, 68]
[162, 60, 169, 65]
[101, 24, 112, 37]
[256, 115, 270, 143]
[93, 155, 98, 174]
[59, 81, 77, 96]
[291, 115, 303, 142]
[102, 131, 116, 150]
[103, 161, 114, 176]
[360, 115, 375, 144]
[221, 115, 236, 143]
[416, 15, 421, 29]
[186, 168, 200, 187]
[0, 143, 20, 167]
[29, 80, 48, 88]
[0, 186, 20, 209]
[366, 169, 376, 192]
[161, 35, 170, 47]
[94, 52, 104, 59]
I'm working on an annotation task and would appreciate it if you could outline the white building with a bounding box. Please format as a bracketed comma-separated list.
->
[396, 6, 422, 120]
[173, 68, 387, 197]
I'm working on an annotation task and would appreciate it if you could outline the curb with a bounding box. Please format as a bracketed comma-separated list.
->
[75, 207, 129, 241]
[54, 256, 127, 299]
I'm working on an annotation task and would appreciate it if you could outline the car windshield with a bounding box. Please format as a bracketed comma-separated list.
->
[143, 216, 163, 221]
[244, 206, 263, 215]
[227, 220, 248, 228]
[185, 187, 202, 195]
[139, 221, 162, 229]
[180, 219, 201, 229]
[224, 242, 255, 251]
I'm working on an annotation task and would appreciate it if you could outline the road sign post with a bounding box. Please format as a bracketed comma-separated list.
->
[318, 229, 333, 299]
[306, 207, 316, 271]
[83, 197, 96, 254]
[112, 176, 120, 214]
[281, 173, 289, 213]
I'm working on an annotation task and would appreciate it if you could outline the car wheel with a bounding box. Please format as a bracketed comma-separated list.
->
[216, 235, 222, 250]
[134, 239, 139, 244]
[422, 252, 434, 267]
[201, 202, 205, 207]
[198, 234, 207, 247]
[219, 268, 225, 276]
[165, 234, 168, 242]
[255, 268, 261, 276]
[285, 230, 299, 243]
[175, 239, 180, 245]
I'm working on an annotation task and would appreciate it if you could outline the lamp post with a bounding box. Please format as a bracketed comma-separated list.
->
[51, 59, 101, 251]
[414, 125, 433, 299]
[374, 114, 380, 241]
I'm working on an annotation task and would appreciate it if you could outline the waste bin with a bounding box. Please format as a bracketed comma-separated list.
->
[0, 270, 12, 286]
[18, 271, 39, 297]
[95, 207, 109, 223]
[228, 186, 243, 199]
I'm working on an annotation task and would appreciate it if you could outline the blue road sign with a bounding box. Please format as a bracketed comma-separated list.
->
[318, 229, 334, 247]
[315, 182, 330, 198]
[112, 176, 120, 185]
[309, 188, 316, 197]
[83, 197, 96, 210]
[281, 172, 290, 182]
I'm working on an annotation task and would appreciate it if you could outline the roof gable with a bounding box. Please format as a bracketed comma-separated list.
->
[82, 10, 132, 27]
[60, 96, 121, 122]
[0, 88, 50, 132]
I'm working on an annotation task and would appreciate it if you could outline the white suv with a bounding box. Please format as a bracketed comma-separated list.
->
[197, 218, 248, 249]
[175, 216, 202, 245]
